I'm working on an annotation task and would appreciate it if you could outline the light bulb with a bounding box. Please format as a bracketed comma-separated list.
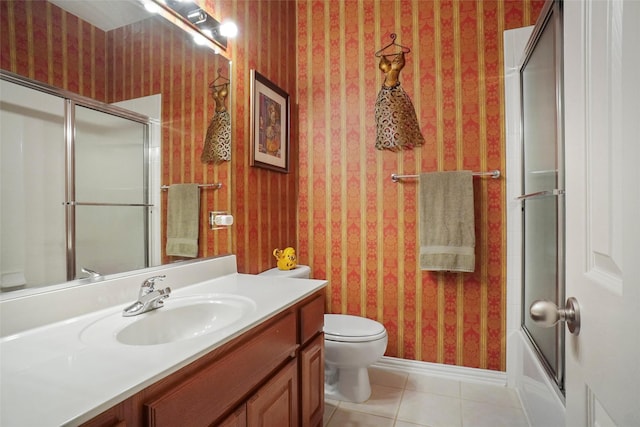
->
[192, 33, 207, 46]
[143, 0, 161, 14]
[219, 20, 238, 38]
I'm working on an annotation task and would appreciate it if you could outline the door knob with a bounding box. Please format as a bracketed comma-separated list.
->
[529, 297, 581, 335]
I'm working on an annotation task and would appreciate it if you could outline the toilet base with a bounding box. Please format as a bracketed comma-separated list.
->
[324, 365, 372, 403]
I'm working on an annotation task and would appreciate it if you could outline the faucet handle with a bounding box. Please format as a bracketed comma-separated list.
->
[81, 267, 101, 278]
[140, 275, 166, 296]
[151, 287, 172, 309]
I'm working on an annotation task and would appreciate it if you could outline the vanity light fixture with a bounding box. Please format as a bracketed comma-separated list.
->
[192, 20, 236, 48]
[186, 9, 207, 25]
[155, 0, 237, 50]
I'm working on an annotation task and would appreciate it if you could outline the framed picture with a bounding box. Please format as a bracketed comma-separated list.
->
[250, 70, 290, 173]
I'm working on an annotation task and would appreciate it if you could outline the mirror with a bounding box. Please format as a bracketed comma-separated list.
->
[0, 0, 232, 297]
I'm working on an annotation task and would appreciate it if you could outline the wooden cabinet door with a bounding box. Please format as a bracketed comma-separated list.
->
[300, 334, 324, 427]
[217, 405, 247, 427]
[145, 313, 297, 427]
[247, 360, 298, 427]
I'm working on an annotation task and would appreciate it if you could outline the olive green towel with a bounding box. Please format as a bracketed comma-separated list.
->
[166, 184, 200, 258]
[419, 171, 475, 272]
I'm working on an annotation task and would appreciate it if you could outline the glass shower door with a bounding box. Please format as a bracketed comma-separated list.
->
[72, 105, 150, 279]
[1, 73, 155, 289]
[0, 79, 67, 289]
[519, 1, 565, 391]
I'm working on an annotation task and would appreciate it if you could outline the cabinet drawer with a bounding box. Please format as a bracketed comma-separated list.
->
[299, 294, 324, 345]
[145, 312, 297, 427]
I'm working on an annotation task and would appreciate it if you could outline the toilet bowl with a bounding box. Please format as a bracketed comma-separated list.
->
[259, 265, 388, 403]
[323, 314, 387, 403]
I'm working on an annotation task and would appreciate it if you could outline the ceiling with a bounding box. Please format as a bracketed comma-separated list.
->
[48, 0, 151, 32]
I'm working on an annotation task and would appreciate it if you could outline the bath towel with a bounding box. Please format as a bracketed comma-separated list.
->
[166, 184, 200, 258]
[419, 171, 475, 272]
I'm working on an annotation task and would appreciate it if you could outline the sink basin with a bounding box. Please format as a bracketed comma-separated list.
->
[80, 294, 256, 346]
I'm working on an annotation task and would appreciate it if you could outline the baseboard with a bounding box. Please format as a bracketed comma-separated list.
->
[373, 356, 508, 387]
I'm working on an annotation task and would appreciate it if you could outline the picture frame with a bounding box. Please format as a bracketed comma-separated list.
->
[250, 70, 290, 173]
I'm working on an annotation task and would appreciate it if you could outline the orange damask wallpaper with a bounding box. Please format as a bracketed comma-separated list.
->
[0, 1, 107, 100]
[207, 0, 299, 275]
[296, 0, 544, 370]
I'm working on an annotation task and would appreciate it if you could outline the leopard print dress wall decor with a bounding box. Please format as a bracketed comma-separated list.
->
[374, 51, 425, 151]
[201, 83, 231, 163]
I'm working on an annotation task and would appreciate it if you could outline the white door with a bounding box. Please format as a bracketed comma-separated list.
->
[563, 1, 640, 426]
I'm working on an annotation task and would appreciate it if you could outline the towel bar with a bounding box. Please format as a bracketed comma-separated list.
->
[161, 182, 222, 191]
[66, 201, 154, 207]
[391, 170, 500, 183]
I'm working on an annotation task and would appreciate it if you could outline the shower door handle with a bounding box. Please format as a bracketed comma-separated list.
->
[515, 188, 565, 201]
[530, 297, 581, 335]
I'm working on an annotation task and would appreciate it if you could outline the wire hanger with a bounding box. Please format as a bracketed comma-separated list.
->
[374, 33, 411, 57]
[209, 68, 230, 88]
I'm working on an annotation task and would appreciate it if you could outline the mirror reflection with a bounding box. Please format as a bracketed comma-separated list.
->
[0, 0, 232, 295]
[201, 69, 231, 163]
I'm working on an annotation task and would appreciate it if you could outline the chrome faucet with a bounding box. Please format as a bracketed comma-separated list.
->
[81, 267, 101, 279]
[122, 275, 171, 317]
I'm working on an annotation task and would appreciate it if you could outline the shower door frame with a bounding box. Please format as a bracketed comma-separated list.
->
[518, 0, 566, 395]
[1, 71, 154, 282]
[65, 100, 152, 280]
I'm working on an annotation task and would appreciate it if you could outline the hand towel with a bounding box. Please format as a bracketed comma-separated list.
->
[419, 171, 475, 272]
[166, 184, 200, 258]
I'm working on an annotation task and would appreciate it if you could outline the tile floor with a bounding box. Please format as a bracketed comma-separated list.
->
[323, 366, 528, 427]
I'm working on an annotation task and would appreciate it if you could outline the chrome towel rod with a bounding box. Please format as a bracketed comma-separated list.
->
[65, 201, 154, 207]
[391, 170, 500, 183]
[161, 182, 223, 191]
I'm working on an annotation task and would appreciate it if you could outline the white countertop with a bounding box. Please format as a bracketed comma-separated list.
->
[0, 269, 326, 426]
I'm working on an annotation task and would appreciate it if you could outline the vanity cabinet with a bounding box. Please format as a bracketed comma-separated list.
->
[81, 290, 324, 427]
[299, 334, 325, 427]
[218, 406, 246, 427]
[245, 359, 298, 425]
[217, 359, 298, 427]
[298, 294, 325, 427]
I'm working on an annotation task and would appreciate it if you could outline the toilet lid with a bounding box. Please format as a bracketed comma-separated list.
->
[324, 314, 387, 343]
[258, 265, 310, 278]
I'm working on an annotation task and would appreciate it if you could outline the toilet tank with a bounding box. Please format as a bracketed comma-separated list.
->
[259, 265, 311, 279]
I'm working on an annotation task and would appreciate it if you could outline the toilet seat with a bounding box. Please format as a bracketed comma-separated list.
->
[324, 314, 387, 343]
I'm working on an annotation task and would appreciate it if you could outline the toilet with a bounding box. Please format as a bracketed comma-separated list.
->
[259, 265, 388, 403]
[323, 314, 387, 402]
[258, 264, 312, 279]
